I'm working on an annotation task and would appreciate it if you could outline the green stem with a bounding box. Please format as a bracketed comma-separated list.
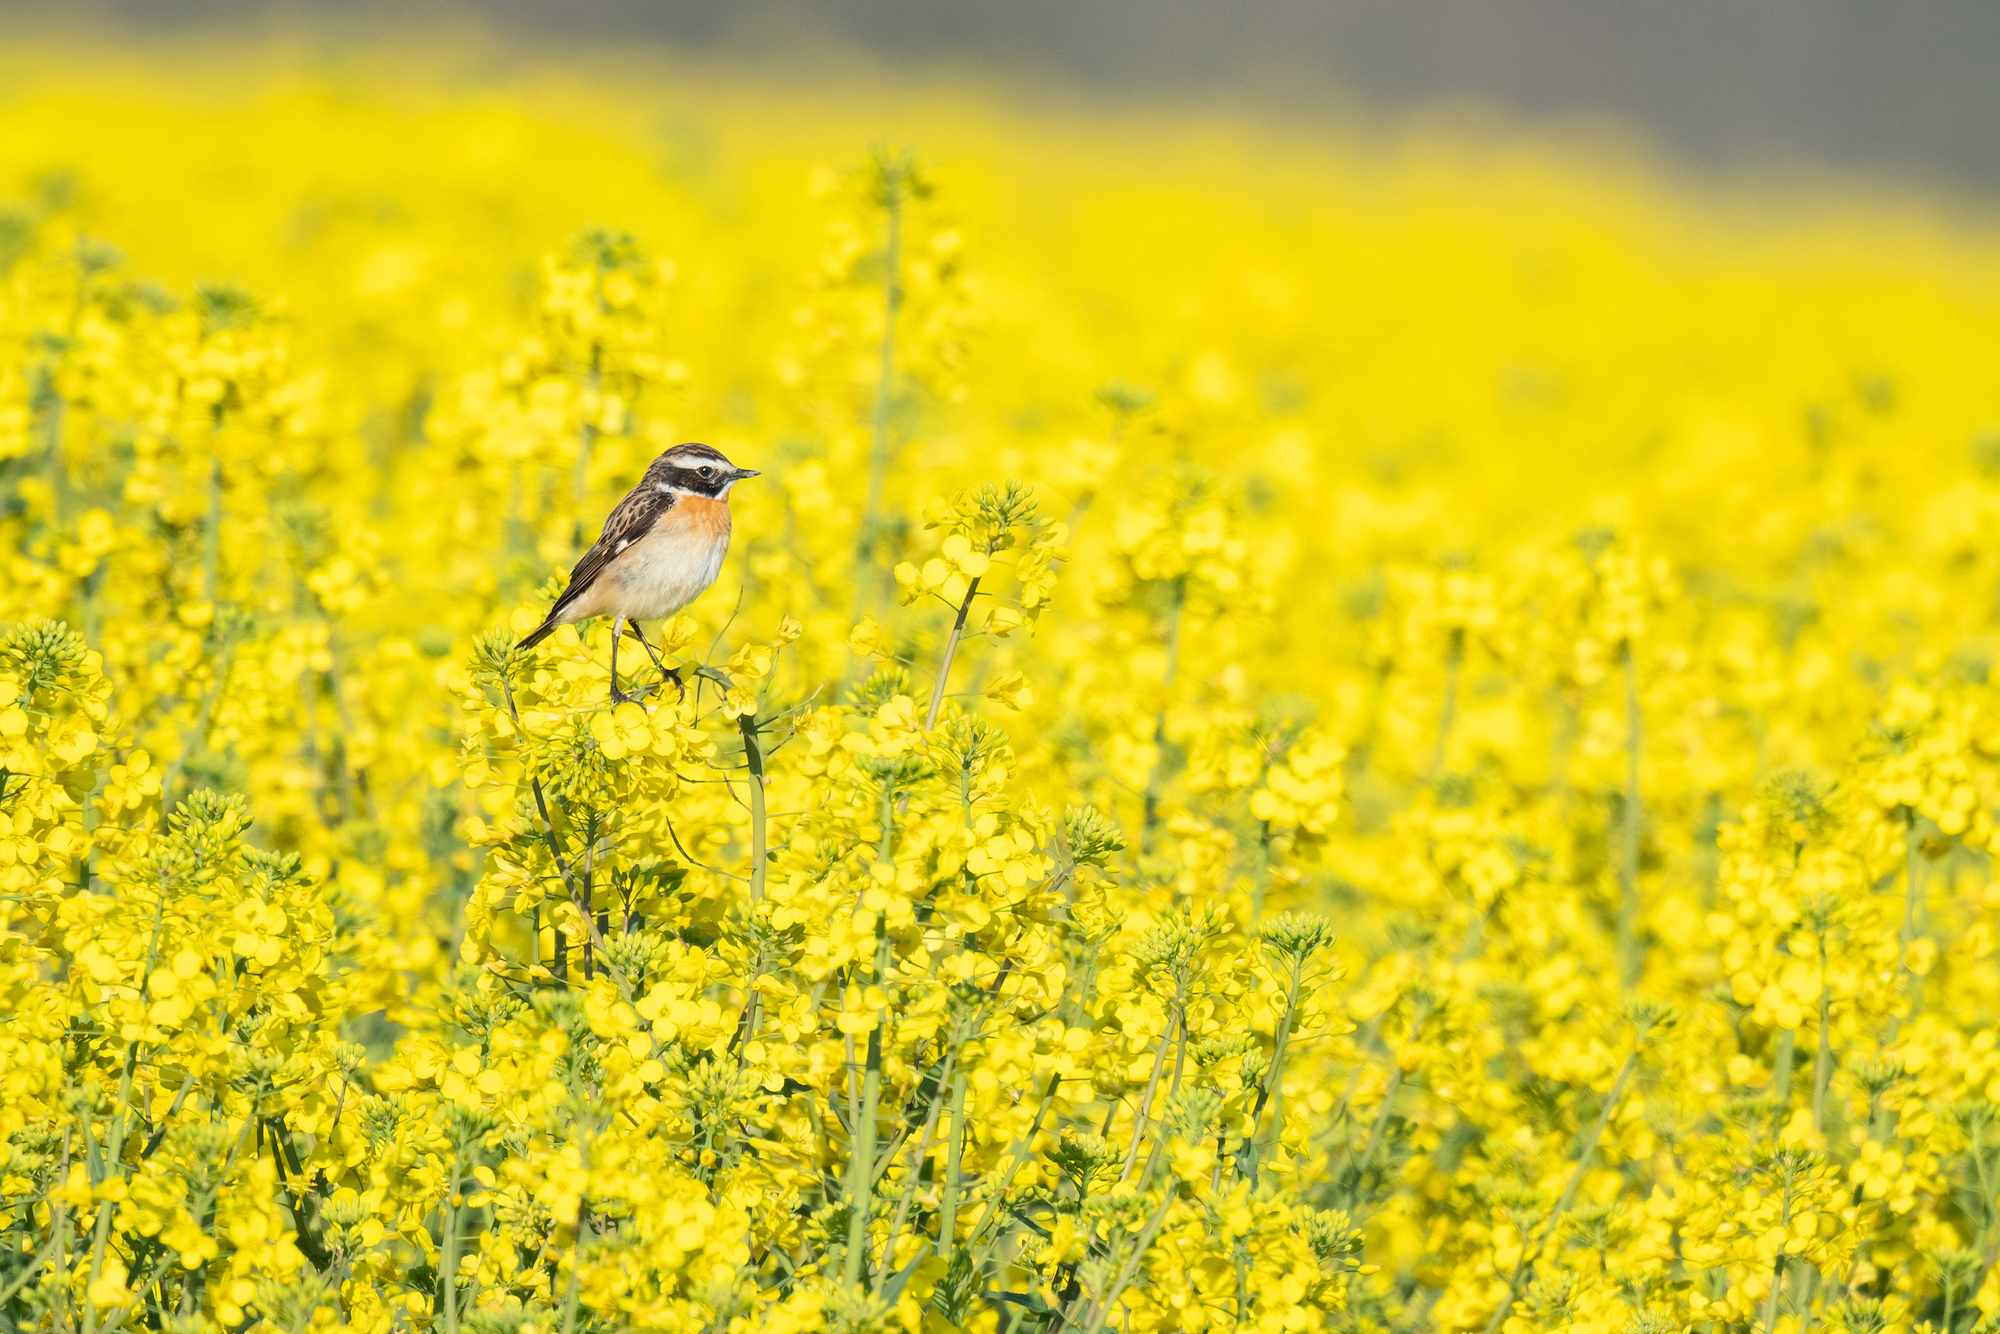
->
[1348, 1067, 1405, 1209]
[501, 681, 580, 901]
[1772, 1029, 1795, 1108]
[1250, 820, 1272, 921]
[1616, 638, 1644, 991]
[80, 1142, 113, 1334]
[967, 1073, 1064, 1270]
[1901, 806, 1924, 1023]
[78, 566, 101, 652]
[498, 679, 628, 1000]
[202, 454, 223, 604]
[1811, 966, 1832, 1134]
[42, 386, 66, 532]
[507, 463, 526, 561]
[574, 343, 601, 551]
[738, 711, 767, 906]
[1079, 1189, 1178, 1334]
[1118, 1008, 1181, 1182]
[441, 1158, 463, 1334]
[1972, 1145, 2000, 1328]
[1239, 962, 1304, 1179]
[881, 1045, 958, 1271]
[1763, 1170, 1796, 1334]
[558, 1206, 585, 1334]
[1330, 1013, 1389, 1129]
[856, 158, 908, 612]
[1428, 626, 1464, 781]
[320, 628, 380, 824]
[937, 1070, 968, 1254]
[1141, 575, 1188, 853]
[0, 1226, 65, 1306]
[1481, 1046, 1641, 1334]
[1342, 995, 1440, 1205]
[844, 1024, 883, 1288]
[161, 635, 237, 819]
[923, 576, 981, 730]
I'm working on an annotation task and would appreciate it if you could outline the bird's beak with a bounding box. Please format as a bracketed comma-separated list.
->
[734, 467, 761, 480]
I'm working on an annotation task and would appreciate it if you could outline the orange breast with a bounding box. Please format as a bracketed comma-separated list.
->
[662, 494, 732, 543]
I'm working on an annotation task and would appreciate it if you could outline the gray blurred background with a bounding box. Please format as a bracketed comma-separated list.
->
[11, 0, 1997, 193]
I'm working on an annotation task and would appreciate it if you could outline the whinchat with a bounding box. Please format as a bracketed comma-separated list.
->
[516, 442, 760, 700]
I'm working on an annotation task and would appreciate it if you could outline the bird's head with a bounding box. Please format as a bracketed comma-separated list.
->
[647, 443, 761, 499]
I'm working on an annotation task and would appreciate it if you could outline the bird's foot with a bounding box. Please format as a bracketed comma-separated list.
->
[662, 668, 686, 700]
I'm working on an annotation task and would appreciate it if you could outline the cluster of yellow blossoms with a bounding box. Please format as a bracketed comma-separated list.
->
[7, 42, 2000, 1334]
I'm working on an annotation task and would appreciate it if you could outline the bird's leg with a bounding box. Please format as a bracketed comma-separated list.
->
[625, 619, 683, 699]
[609, 621, 630, 704]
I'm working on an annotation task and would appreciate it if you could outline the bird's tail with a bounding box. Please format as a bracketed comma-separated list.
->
[515, 618, 557, 651]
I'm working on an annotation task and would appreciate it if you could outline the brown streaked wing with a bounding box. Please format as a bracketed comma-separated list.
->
[547, 485, 678, 619]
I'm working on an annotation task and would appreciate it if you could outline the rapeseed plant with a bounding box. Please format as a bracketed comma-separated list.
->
[9, 45, 2000, 1334]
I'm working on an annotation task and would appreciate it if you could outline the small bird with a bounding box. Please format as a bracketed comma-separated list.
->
[516, 442, 759, 701]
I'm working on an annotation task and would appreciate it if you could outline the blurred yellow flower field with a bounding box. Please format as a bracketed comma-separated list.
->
[8, 39, 2000, 1334]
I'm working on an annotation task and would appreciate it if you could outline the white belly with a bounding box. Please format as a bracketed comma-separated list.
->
[599, 529, 728, 621]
